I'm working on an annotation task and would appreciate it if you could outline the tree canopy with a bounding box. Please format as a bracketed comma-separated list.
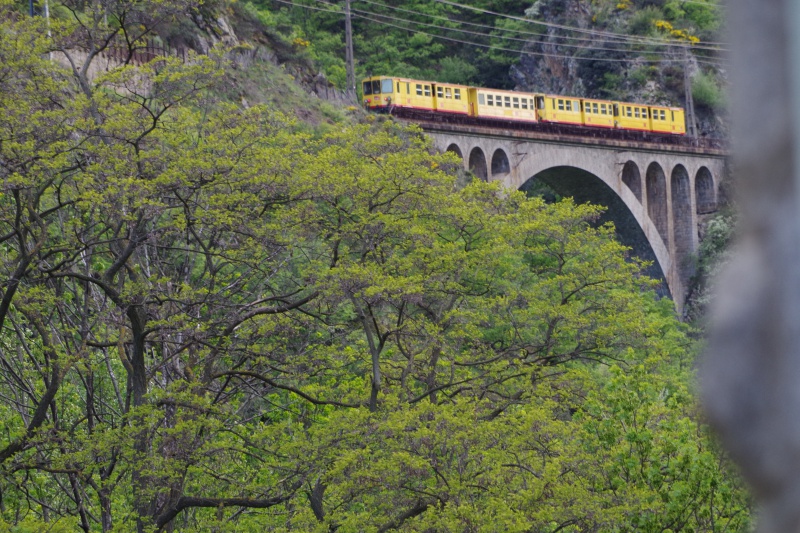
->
[0, 1, 746, 531]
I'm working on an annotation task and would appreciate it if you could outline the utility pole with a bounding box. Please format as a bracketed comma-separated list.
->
[683, 46, 698, 138]
[344, 0, 356, 102]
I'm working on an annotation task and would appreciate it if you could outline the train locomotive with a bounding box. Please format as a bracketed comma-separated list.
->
[362, 75, 686, 135]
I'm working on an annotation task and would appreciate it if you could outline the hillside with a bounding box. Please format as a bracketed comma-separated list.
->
[231, 0, 725, 138]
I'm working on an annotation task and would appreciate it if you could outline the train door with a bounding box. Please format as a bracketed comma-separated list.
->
[535, 95, 545, 120]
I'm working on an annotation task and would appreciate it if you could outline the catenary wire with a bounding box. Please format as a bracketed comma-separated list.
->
[273, 0, 725, 66]
[433, 0, 729, 47]
[358, 0, 726, 52]
[334, 0, 726, 54]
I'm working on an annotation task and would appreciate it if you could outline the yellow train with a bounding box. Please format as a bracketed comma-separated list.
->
[362, 75, 686, 135]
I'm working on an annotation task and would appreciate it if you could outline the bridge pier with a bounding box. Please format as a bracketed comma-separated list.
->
[429, 124, 727, 314]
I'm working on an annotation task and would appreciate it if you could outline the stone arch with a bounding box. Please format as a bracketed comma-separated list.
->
[468, 147, 488, 182]
[491, 148, 510, 176]
[671, 164, 694, 288]
[646, 162, 669, 245]
[696, 166, 716, 214]
[446, 143, 463, 160]
[521, 166, 670, 299]
[622, 161, 642, 202]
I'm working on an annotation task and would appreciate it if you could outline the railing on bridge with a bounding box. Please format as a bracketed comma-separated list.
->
[389, 107, 727, 152]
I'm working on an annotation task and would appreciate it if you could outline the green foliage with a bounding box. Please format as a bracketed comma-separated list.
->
[692, 69, 725, 110]
[628, 6, 664, 35]
[0, 2, 746, 532]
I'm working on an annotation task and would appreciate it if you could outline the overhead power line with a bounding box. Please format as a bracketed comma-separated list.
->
[341, 0, 725, 54]
[272, 0, 725, 67]
[433, 0, 729, 47]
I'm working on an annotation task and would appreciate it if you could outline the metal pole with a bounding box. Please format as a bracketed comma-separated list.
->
[345, 0, 356, 102]
[683, 46, 698, 138]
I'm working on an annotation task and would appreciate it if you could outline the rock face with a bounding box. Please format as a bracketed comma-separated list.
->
[509, 0, 726, 139]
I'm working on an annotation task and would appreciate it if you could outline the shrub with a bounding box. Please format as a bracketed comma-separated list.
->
[692, 70, 725, 110]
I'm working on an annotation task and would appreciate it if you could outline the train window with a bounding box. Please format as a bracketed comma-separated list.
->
[661, 110, 666, 120]
[634, 108, 640, 118]
[557, 99, 564, 111]
[372, 81, 381, 94]
[513, 97, 519, 108]
[454, 88, 461, 100]
[521, 99, 528, 109]
[446, 88, 452, 98]
[381, 79, 393, 94]
[592, 103, 599, 114]
[416, 84, 422, 96]
[600, 103, 606, 114]
[437, 87, 444, 98]
[363, 81, 372, 95]
[626, 107, 632, 117]
[406, 83, 410, 93]
[614, 104, 619, 116]
[478, 93, 485, 105]
[671, 111, 675, 121]
[642, 107, 647, 117]
[424, 85, 431, 97]
[487, 94, 494, 106]
[505, 96, 511, 107]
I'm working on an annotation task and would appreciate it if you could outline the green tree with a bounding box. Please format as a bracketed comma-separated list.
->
[0, 2, 747, 531]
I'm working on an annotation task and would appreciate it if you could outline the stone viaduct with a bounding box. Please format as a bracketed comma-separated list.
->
[414, 121, 727, 312]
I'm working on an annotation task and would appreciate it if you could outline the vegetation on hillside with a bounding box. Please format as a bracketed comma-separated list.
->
[0, 1, 748, 531]
[245, 0, 722, 101]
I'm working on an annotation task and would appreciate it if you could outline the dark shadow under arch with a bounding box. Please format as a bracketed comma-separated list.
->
[671, 164, 694, 289]
[446, 143, 463, 160]
[646, 162, 669, 245]
[696, 166, 716, 214]
[491, 149, 510, 176]
[521, 166, 670, 299]
[468, 147, 488, 182]
[622, 161, 642, 202]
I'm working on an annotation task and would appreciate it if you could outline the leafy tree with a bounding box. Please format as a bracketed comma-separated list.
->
[0, 2, 747, 531]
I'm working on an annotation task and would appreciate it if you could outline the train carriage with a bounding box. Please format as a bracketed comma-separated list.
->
[616, 102, 652, 132]
[362, 76, 435, 112]
[649, 105, 686, 135]
[433, 83, 470, 115]
[469, 87, 538, 122]
[581, 98, 616, 129]
[537, 95, 583, 125]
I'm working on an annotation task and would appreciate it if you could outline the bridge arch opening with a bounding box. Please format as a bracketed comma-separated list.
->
[468, 147, 488, 182]
[622, 161, 642, 202]
[491, 149, 510, 176]
[446, 143, 463, 160]
[671, 164, 695, 289]
[646, 162, 669, 245]
[520, 165, 670, 299]
[696, 166, 716, 214]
